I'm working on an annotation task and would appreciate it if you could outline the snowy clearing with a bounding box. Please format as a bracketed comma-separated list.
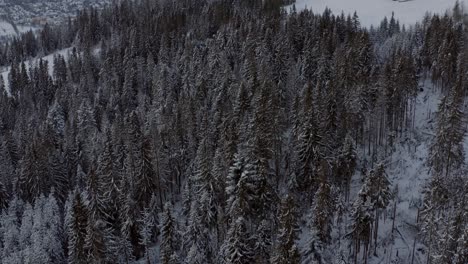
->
[287, 0, 466, 26]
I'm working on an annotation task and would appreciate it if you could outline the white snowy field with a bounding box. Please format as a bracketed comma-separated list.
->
[287, 0, 466, 26]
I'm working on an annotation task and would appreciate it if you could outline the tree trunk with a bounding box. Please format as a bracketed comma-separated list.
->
[391, 201, 397, 234]
[374, 210, 379, 256]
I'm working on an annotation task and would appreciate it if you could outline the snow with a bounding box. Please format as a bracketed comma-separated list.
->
[356, 80, 441, 264]
[1, 67, 11, 94]
[299, 79, 444, 264]
[0, 21, 17, 37]
[17, 25, 39, 34]
[370, 80, 440, 264]
[0, 21, 38, 38]
[291, 78, 445, 263]
[0, 48, 72, 95]
[287, 0, 466, 26]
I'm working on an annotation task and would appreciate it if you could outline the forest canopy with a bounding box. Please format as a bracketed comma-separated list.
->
[0, 0, 466, 264]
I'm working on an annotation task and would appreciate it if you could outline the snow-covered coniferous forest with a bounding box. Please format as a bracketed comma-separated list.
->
[0, 0, 467, 263]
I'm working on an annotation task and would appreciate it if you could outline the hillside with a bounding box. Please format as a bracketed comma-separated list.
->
[0, 1, 467, 264]
[0, 0, 114, 42]
[288, 0, 466, 26]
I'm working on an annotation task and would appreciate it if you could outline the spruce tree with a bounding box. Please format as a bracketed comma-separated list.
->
[454, 223, 468, 264]
[1, 197, 22, 264]
[160, 202, 178, 264]
[0, 181, 8, 213]
[335, 136, 357, 201]
[429, 87, 465, 177]
[271, 194, 300, 264]
[222, 217, 253, 264]
[311, 176, 335, 244]
[19, 203, 34, 263]
[67, 192, 88, 264]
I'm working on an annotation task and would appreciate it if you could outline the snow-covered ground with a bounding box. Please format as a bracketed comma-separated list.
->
[0, 21, 17, 37]
[287, 0, 465, 26]
[319, 80, 444, 264]
[365, 80, 439, 264]
[294, 79, 444, 264]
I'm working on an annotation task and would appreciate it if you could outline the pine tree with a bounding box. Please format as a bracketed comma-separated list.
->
[41, 192, 64, 263]
[48, 149, 69, 205]
[0, 139, 14, 211]
[67, 192, 88, 264]
[454, 222, 468, 264]
[160, 202, 178, 264]
[191, 137, 221, 250]
[335, 136, 357, 201]
[271, 194, 300, 264]
[31, 195, 49, 263]
[125, 112, 157, 210]
[302, 231, 324, 264]
[222, 216, 253, 264]
[253, 220, 272, 263]
[0, 181, 9, 213]
[138, 204, 156, 263]
[63, 193, 73, 262]
[185, 242, 206, 264]
[184, 198, 211, 263]
[429, 86, 465, 177]
[420, 194, 442, 264]
[76, 98, 98, 171]
[119, 189, 140, 260]
[85, 168, 111, 263]
[19, 203, 34, 263]
[17, 142, 48, 204]
[364, 165, 392, 247]
[85, 219, 107, 264]
[1, 196, 22, 264]
[348, 195, 373, 264]
[311, 176, 335, 244]
[225, 153, 249, 222]
[296, 83, 327, 197]
[96, 130, 120, 226]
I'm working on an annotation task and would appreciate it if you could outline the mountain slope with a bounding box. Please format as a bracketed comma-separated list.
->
[288, 0, 465, 26]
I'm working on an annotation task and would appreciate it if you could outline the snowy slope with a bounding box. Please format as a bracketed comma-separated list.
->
[288, 0, 465, 26]
[342, 80, 444, 264]
[292, 79, 443, 264]
[0, 21, 16, 37]
[0, 48, 72, 95]
[0, 20, 38, 41]
[366, 80, 438, 264]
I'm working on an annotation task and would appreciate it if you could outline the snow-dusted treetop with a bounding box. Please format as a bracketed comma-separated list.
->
[288, 0, 466, 26]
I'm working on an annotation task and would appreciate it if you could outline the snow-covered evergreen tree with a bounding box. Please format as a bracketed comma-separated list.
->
[1, 197, 22, 264]
[160, 202, 178, 264]
[222, 217, 253, 264]
[67, 192, 88, 264]
[272, 194, 300, 264]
